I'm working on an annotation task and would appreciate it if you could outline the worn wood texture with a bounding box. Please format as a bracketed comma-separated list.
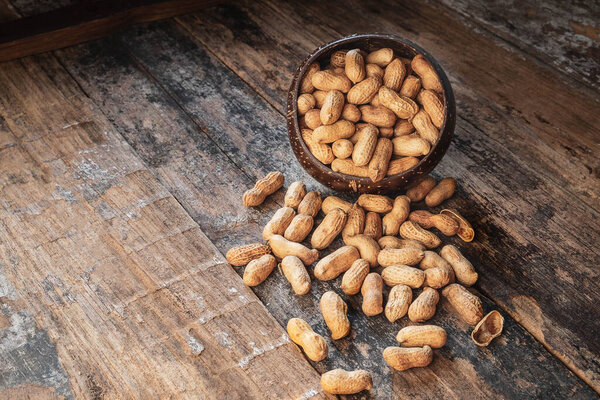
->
[0, 55, 330, 399]
[50, 12, 598, 399]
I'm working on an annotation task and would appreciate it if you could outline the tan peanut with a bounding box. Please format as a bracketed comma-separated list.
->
[406, 175, 436, 202]
[287, 318, 327, 362]
[420, 89, 444, 128]
[424, 267, 452, 289]
[330, 49, 348, 67]
[411, 54, 442, 93]
[383, 58, 406, 91]
[399, 75, 422, 99]
[281, 256, 311, 295]
[284, 181, 306, 209]
[321, 369, 372, 395]
[322, 195, 352, 214]
[382, 195, 410, 236]
[378, 247, 425, 267]
[343, 234, 380, 267]
[300, 62, 319, 94]
[378, 236, 425, 250]
[412, 109, 439, 145]
[420, 251, 455, 283]
[386, 157, 419, 176]
[226, 243, 271, 267]
[313, 120, 356, 143]
[321, 90, 345, 125]
[392, 135, 431, 156]
[385, 284, 413, 322]
[352, 123, 378, 166]
[442, 283, 483, 325]
[357, 194, 394, 213]
[313, 90, 327, 108]
[383, 346, 433, 371]
[302, 128, 335, 165]
[359, 105, 397, 127]
[379, 87, 419, 119]
[342, 203, 365, 240]
[397, 325, 447, 348]
[440, 245, 478, 286]
[320, 291, 351, 339]
[269, 235, 318, 265]
[284, 214, 314, 242]
[312, 70, 352, 93]
[263, 207, 295, 241]
[363, 212, 383, 240]
[379, 127, 394, 138]
[370, 92, 381, 106]
[297, 93, 316, 116]
[408, 287, 439, 322]
[311, 208, 347, 249]
[332, 158, 371, 177]
[332, 139, 354, 159]
[399, 221, 442, 249]
[242, 171, 284, 207]
[347, 76, 381, 104]
[345, 49, 366, 83]
[342, 103, 361, 122]
[304, 109, 322, 130]
[381, 265, 425, 288]
[366, 63, 384, 79]
[243, 254, 277, 286]
[361, 273, 383, 316]
[394, 119, 415, 136]
[297, 190, 322, 217]
[314, 246, 359, 281]
[472, 311, 504, 346]
[425, 177, 456, 207]
[440, 208, 474, 242]
[368, 137, 393, 182]
[409, 210, 459, 236]
[341, 258, 370, 295]
[366, 48, 394, 67]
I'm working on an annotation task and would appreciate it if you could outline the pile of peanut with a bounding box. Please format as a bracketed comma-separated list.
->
[297, 47, 445, 182]
[230, 172, 504, 395]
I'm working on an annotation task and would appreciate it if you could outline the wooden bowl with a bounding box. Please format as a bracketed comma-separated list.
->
[287, 34, 456, 194]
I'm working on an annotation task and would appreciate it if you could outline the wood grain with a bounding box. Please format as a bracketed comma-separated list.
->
[0, 55, 330, 399]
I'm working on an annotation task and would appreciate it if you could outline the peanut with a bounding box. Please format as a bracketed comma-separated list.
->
[345, 49, 366, 83]
[243, 254, 277, 286]
[352, 123, 378, 166]
[383, 346, 433, 371]
[284, 181, 306, 209]
[425, 177, 456, 207]
[263, 206, 295, 241]
[359, 105, 396, 127]
[383, 58, 406, 91]
[399, 221, 442, 249]
[386, 157, 420, 176]
[442, 283, 483, 325]
[394, 119, 415, 136]
[409, 210, 459, 236]
[313, 90, 327, 107]
[321, 90, 345, 125]
[366, 48, 394, 67]
[330, 50, 348, 68]
[304, 109, 322, 130]
[297, 190, 322, 217]
[341, 103, 361, 122]
[392, 135, 431, 157]
[332, 139, 354, 159]
[471, 310, 504, 347]
[284, 214, 314, 242]
[313, 120, 356, 143]
[281, 255, 311, 295]
[366, 63, 384, 79]
[381, 265, 425, 288]
[420, 251, 455, 283]
[440, 245, 478, 286]
[385, 284, 412, 322]
[312, 70, 352, 93]
[342, 203, 365, 240]
[320, 291, 351, 339]
[226, 243, 271, 267]
[382, 195, 410, 236]
[406, 175, 436, 202]
[361, 273, 383, 316]
[378, 247, 425, 267]
[300, 62, 319, 94]
[378, 236, 426, 250]
[363, 211, 383, 240]
[314, 245, 359, 280]
[302, 128, 335, 165]
[411, 54, 442, 93]
[408, 287, 439, 322]
[369, 138, 393, 182]
[379, 86, 419, 119]
[242, 171, 284, 207]
[423, 266, 452, 289]
[332, 158, 371, 177]
[287, 318, 328, 361]
[311, 208, 347, 249]
[297, 93, 316, 116]
[269, 235, 319, 265]
[440, 208, 474, 242]
[357, 194, 394, 213]
[347, 76, 381, 104]
[412, 109, 439, 145]
[322, 195, 352, 214]
[396, 325, 446, 348]
[379, 127, 394, 138]
[399, 75, 421, 99]
[420, 89, 444, 129]
[341, 258, 370, 295]
[343, 234, 380, 267]
[321, 369, 372, 395]
[370, 92, 381, 106]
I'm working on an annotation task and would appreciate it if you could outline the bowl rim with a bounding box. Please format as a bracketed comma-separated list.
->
[287, 33, 456, 192]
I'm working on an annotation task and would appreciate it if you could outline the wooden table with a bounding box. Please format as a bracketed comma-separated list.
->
[0, 1, 598, 399]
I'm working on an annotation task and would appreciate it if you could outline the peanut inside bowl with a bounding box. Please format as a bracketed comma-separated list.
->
[287, 34, 455, 194]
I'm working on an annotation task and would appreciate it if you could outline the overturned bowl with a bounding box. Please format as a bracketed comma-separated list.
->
[287, 33, 455, 194]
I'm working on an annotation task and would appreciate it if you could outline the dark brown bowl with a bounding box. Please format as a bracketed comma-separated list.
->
[287, 33, 456, 194]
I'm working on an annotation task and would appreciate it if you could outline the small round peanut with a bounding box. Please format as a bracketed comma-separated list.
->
[297, 93, 316, 116]
[332, 139, 354, 159]
[330, 50, 348, 68]
[284, 181, 306, 209]
[394, 119, 415, 136]
[304, 109, 322, 130]
[341, 103, 361, 122]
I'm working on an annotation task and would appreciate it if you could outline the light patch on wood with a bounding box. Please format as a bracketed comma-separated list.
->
[510, 295, 545, 343]
[237, 334, 291, 369]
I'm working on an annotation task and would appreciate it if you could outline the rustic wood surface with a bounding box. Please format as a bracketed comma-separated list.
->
[0, 0, 599, 399]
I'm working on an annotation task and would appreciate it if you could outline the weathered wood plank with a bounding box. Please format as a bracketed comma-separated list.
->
[54, 18, 597, 398]
[0, 55, 330, 399]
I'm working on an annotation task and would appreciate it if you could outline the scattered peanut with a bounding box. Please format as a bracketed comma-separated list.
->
[311, 208, 347, 249]
[342, 203, 366, 240]
[284, 181, 307, 209]
[406, 175, 436, 202]
[297, 190, 322, 217]
[263, 206, 295, 241]
[314, 245, 359, 281]
[281, 255, 311, 295]
[471, 311, 504, 346]
[409, 210, 459, 236]
[385, 284, 412, 322]
[321, 369, 372, 395]
[441, 208, 475, 242]
[361, 273, 384, 316]
[382, 195, 410, 236]
[378, 247, 425, 267]
[357, 194, 394, 213]
[378, 236, 426, 250]
[322, 195, 352, 214]
[440, 245, 478, 286]
[341, 258, 370, 295]
[425, 177, 456, 207]
[364, 211, 383, 239]
[242, 171, 284, 208]
[399, 221, 442, 248]
[320, 291, 351, 339]
[343, 234, 380, 267]
[442, 283, 483, 325]
[284, 213, 313, 242]
[381, 265, 425, 288]
[396, 325, 447, 348]
[226, 243, 271, 267]
[287, 318, 328, 361]
[420, 250, 455, 283]
[383, 345, 433, 371]
[408, 287, 439, 322]
[269, 235, 319, 265]
[243, 254, 277, 286]
[423, 266, 452, 289]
